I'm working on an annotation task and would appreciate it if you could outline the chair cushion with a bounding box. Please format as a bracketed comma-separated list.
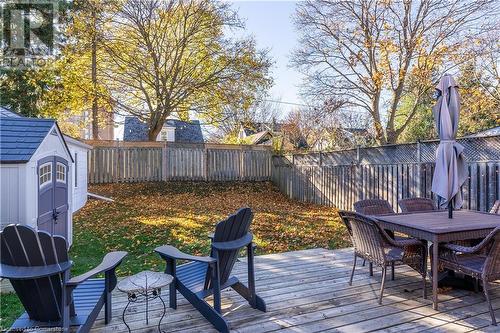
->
[384, 247, 404, 261]
[440, 253, 486, 275]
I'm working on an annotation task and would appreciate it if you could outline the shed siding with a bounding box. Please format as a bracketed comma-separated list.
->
[0, 165, 21, 228]
[69, 144, 89, 212]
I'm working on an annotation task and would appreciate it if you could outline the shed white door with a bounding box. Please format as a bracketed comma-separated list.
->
[38, 156, 68, 239]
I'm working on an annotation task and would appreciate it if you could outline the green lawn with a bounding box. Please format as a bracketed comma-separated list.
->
[1, 181, 348, 329]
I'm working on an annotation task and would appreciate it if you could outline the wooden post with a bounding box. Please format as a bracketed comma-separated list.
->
[416, 140, 422, 198]
[239, 146, 245, 180]
[204, 146, 209, 181]
[162, 142, 168, 181]
[356, 145, 363, 203]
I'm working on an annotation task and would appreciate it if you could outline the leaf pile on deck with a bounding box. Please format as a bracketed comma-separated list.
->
[72, 181, 349, 276]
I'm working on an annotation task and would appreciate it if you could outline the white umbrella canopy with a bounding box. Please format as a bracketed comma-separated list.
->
[431, 74, 467, 212]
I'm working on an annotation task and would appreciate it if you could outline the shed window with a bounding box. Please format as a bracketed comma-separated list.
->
[56, 163, 66, 183]
[39, 163, 52, 187]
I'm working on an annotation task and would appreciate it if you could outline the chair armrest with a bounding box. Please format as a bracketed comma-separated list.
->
[155, 245, 216, 263]
[379, 227, 423, 249]
[390, 238, 425, 248]
[212, 233, 253, 251]
[0, 261, 72, 280]
[440, 242, 477, 254]
[67, 251, 127, 286]
[440, 227, 500, 254]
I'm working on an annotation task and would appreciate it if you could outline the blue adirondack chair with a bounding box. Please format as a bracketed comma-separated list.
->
[155, 207, 266, 332]
[0, 224, 127, 332]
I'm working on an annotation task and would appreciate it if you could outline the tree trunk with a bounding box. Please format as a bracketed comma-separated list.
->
[148, 124, 163, 141]
[386, 129, 399, 144]
[372, 94, 387, 145]
[91, 9, 99, 140]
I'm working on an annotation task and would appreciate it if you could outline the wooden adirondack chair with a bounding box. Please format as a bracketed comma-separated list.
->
[0, 224, 127, 333]
[155, 207, 266, 333]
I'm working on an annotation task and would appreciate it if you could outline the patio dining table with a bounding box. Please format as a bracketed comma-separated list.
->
[374, 210, 500, 310]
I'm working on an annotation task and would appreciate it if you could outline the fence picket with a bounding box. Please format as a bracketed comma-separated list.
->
[271, 158, 499, 213]
[88, 142, 271, 183]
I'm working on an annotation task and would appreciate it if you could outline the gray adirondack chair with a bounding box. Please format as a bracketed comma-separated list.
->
[155, 207, 266, 333]
[0, 224, 127, 332]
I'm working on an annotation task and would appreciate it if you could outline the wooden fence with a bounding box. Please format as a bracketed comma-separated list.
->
[272, 135, 500, 212]
[272, 159, 500, 213]
[87, 141, 272, 183]
[86, 137, 500, 213]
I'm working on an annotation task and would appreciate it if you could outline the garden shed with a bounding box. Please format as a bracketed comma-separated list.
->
[64, 135, 92, 212]
[0, 109, 90, 245]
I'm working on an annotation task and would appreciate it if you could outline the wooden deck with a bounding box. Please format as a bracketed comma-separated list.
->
[90, 248, 500, 333]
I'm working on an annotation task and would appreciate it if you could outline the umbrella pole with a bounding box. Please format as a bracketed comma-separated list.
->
[448, 201, 453, 219]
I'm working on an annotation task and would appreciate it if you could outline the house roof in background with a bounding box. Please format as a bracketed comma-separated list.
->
[240, 121, 282, 136]
[123, 117, 204, 143]
[0, 117, 56, 163]
[247, 130, 273, 145]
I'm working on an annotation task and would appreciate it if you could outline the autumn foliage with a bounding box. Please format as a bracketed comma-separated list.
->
[71, 182, 349, 276]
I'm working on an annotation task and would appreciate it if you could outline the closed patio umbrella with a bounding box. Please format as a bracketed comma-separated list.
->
[431, 74, 467, 218]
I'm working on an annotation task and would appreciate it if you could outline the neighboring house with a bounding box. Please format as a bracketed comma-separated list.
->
[466, 126, 500, 138]
[0, 107, 91, 245]
[312, 127, 372, 151]
[123, 116, 204, 143]
[245, 130, 274, 145]
[238, 120, 282, 146]
[79, 110, 115, 140]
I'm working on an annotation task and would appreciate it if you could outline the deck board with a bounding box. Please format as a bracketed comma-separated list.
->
[89, 248, 499, 333]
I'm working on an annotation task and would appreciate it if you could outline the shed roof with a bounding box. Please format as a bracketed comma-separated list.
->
[63, 134, 93, 150]
[0, 117, 57, 163]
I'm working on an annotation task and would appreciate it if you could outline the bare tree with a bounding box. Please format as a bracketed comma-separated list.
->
[281, 100, 348, 150]
[205, 87, 282, 142]
[101, 0, 271, 140]
[293, 0, 496, 144]
[475, 32, 500, 103]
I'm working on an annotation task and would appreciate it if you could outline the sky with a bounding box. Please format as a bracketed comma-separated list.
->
[230, 1, 304, 118]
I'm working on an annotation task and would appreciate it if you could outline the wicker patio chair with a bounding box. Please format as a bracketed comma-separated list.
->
[490, 200, 500, 214]
[354, 199, 395, 216]
[353, 199, 399, 273]
[438, 226, 500, 325]
[398, 197, 437, 213]
[339, 211, 427, 304]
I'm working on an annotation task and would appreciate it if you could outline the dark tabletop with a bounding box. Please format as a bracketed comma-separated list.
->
[375, 210, 500, 234]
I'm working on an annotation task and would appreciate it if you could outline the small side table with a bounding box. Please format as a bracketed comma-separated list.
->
[117, 271, 173, 333]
